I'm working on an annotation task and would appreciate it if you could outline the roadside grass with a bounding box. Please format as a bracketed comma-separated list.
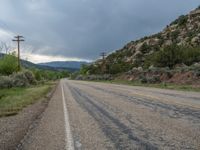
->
[92, 80, 200, 92]
[0, 82, 55, 117]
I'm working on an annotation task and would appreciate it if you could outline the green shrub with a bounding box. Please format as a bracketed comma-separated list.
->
[0, 54, 18, 75]
[147, 76, 161, 84]
[178, 15, 188, 26]
[144, 45, 200, 68]
[170, 15, 188, 26]
[139, 75, 161, 84]
[140, 43, 150, 53]
[171, 30, 180, 41]
[139, 75, 147, 83]
[154, 45, 182, 68]
[182, 47, 200, 66]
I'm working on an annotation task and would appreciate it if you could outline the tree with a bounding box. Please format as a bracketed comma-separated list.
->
[0, 53, 18, 75]
[144, 45, 200, 68]
[151, 45, 182, 68]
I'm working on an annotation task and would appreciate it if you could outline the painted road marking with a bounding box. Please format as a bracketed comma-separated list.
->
[61, 83, 74, 150]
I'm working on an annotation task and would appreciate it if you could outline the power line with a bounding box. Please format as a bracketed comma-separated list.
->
[12, 35, 25, 71]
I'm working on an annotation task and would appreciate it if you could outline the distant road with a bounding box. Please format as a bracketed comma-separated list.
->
[21, 80, 200, 150]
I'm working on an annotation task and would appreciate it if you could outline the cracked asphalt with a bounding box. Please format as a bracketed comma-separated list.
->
[20, 80, 200, 150]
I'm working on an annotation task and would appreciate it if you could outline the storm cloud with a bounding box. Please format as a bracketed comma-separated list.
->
[0, 0, 199, 62]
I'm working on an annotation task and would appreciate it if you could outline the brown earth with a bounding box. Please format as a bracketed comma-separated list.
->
[119, 70, 200, 86]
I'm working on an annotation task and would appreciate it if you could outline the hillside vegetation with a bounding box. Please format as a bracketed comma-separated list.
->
[82, 7, 200, 74]
[75, 7, 200, 86]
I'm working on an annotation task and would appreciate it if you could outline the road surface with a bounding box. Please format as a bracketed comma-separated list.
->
[20, 79, 200, 150]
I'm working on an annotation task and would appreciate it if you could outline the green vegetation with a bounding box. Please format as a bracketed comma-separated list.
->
[140, 43, 150, 53]
[79, 45, 200, 75]
[0, 54, 69, 89]
[170, 15, 188, 26]
[144, 45, 200, 68]
[0, 82, 54, 117]
[79, 61, 133, 75]
[32, 69, 69, 81]
[0, 53, 69, 117]
[0, 54, 18, 75]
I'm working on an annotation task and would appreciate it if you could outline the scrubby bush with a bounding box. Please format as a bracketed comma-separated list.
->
[0, 76, 13, 88]
[0, 70, 38, 88]
[139, 75, 161, 84]
[23, 70, 36, 84]
[11, 72, 30, 87]
[139, 75, 147, 83]
[147, 76, 161, 83]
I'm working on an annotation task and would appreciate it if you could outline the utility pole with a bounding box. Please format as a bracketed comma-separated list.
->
[12, 35, 24, 71]
[100, 52, 106, 61]
[100, 52, 106, 74]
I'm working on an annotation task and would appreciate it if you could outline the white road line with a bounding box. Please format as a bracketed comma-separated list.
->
[61, 83, 74, 150]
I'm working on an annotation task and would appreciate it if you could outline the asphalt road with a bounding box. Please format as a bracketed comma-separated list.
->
[20, 79, 200, 150]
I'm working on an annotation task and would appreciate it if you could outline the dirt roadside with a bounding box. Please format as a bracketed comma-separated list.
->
[0, 83, 57, 150]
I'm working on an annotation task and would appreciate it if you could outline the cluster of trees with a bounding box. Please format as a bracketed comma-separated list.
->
[79, 61, 133, 75]
[32, 69, 69, 81]
[144, 45, 200, 68]
[0, 54, 18, 75]
[0, 53, 70, 88]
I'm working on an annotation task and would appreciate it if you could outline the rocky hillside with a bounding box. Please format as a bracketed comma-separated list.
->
[87, 7, 200, 75]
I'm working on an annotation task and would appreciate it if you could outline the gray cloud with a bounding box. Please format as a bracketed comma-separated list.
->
[0, 0, 199, 60]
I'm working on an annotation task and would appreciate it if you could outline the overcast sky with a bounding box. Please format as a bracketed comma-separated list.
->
[0, 0, 199, 63]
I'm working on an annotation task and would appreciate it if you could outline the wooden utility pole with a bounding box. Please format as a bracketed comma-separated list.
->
[12, 35, 24, 71]
[100, 52, 106, 74]
[100, 52, 106, 61]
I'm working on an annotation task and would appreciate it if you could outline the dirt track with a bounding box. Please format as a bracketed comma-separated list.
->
[17, 80, 200, 149]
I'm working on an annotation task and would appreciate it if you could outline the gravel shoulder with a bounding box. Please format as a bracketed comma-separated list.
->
[0, 84, 56, 150]
[19, 82, 66, 150]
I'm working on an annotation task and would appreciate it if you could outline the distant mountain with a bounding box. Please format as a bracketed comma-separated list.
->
[0, 53, 78, 72]
[38, 61, 89, 69]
